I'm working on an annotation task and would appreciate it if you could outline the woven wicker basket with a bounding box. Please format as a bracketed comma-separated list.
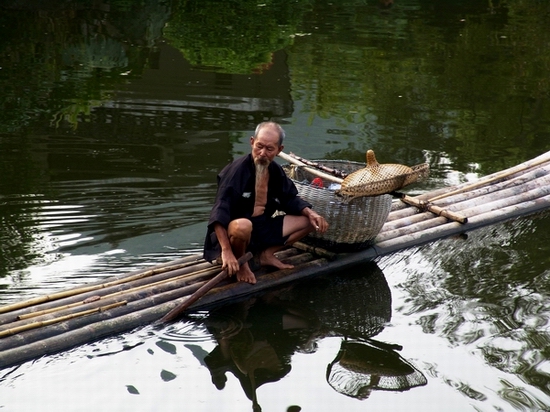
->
[284, 161, 392, 252]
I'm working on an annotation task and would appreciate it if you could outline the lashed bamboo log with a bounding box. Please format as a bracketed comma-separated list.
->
[374, 194, 550, 255]
[0, 248, 303, 332]
[13, 265, 222, 322]
[1, 185, 549, 367]
[0, 301, 127, 338]
[0, 260, 217, 325]
[3, 263, 242, 335]
[0, 252, 315, 352]
[0, 256, 205, 315]
[0, 255, 325, 366]
[380, 171, 550, 238]
[425, 165, 550, 208]
[6, 248, 301, 327]
[428, 152, 550, 202]
[383, 164, 550, 222]
[1, 182, 546, 369]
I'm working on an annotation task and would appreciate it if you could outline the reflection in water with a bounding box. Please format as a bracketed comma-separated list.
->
[327, 339, 426, 399]
[164, 0, 309, 74]
[383, 215, 550, 409]
[162, 263, 426, 410]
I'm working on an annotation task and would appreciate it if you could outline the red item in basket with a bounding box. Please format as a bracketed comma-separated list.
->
[311, 177, 323, 188]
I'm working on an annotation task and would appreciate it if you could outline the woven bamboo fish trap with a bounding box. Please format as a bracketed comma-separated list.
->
[336, 150, 430, 200]
[284, 161, 393, 252]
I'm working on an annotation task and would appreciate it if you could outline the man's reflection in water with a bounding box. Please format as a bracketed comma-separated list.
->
[194, 262, 426, 411]
[203, 296, 319, 411]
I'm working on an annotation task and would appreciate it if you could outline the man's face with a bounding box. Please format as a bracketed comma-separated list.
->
[250, 126, 283, 166]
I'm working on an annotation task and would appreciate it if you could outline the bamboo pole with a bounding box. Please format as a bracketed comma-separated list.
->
[11, 249, 308, 325]
[394, 193, 468, 224]
[399, 151, 550, 205]
[0, 256, 334, 369]
[374, 194, 550, 254]
[0, 258, 216, 323]
[0, 252, 315, 353]
[0, 257, 205, 315]
[0, 301, 127, 338]
[278, 152, 343, 183]
[1, 153, 549, 368]
[8, 175, 548, 350]
[420, 165, 550, 209]
[380, 170, 550, 235]
[1, 181, 549, 365]
[0, 280, 212, 351]
[377, 187, 550, 246]
[14, 265, 222, 322]
[287, 153, 348, 178]
[159, 252, 253, 323]
[377, 176, 550, 243]
[384, 166, 550, 226]
[428, 152, 550, 202]
[3, 187, 548, 371]
[0, 251, 312, 352]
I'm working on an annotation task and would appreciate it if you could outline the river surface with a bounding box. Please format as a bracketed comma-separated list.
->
[1, 1, 550, 411]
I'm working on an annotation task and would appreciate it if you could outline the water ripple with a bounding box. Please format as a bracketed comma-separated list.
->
[156, 315, 216, 343]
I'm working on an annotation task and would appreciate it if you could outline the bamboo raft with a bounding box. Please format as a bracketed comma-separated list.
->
[1, 151, 550, 369]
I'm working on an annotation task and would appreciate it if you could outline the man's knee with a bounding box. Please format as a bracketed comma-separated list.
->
[228, 218, 253, 239]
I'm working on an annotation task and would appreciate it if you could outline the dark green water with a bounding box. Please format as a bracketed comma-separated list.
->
[1, 1, 550, 411]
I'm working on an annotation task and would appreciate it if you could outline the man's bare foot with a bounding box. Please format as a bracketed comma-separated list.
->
[236, 263, 257, 284]
[259, 251, 294, 270]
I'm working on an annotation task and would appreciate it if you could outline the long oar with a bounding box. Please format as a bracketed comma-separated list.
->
[278, 151, 467, 224]
[159, 252, 253, 323]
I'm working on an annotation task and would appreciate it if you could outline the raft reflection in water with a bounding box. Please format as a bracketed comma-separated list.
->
[192, 262, 427, 410]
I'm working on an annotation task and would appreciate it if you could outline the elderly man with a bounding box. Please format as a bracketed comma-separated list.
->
[203, 121, 328, 284]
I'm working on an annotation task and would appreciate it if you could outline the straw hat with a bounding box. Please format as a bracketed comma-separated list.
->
[336, 150, 429, 199]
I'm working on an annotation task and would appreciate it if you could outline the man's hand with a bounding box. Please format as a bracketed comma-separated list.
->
[303, 207, 329, 234]
[220, 248, 240, 275]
